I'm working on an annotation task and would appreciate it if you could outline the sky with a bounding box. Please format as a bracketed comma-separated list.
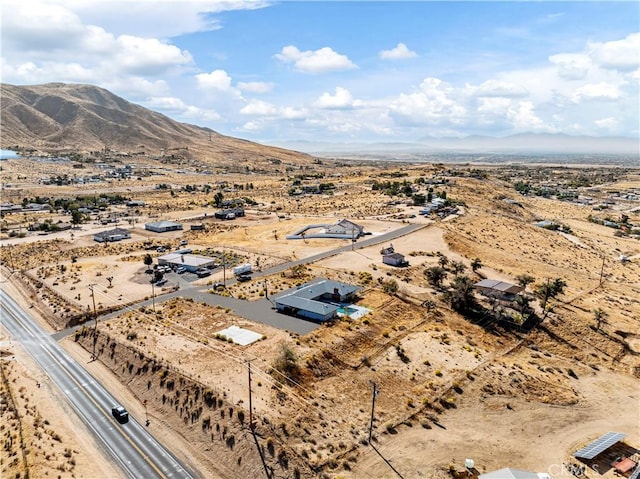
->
[1, 1, 639, 146]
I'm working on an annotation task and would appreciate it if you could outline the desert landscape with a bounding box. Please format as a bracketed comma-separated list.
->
[2, 151, 640, 478]
[1, 84, 639, 479]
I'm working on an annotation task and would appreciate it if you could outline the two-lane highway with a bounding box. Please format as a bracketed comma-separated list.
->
[0, 289, 197, 479]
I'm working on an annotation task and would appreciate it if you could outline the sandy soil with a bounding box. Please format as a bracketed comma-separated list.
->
[1, 164, 639, 479]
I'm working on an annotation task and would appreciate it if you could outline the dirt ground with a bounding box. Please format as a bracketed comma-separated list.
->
[1, 163, 639, 479]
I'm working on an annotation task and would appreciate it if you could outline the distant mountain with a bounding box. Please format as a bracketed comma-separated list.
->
[0, 82, 311, 164]
[272, 133, 639, 156]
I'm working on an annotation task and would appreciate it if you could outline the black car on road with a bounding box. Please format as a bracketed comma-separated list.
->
[112, 405, 129, 423]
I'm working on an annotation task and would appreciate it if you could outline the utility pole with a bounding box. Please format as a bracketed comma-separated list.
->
[88, 284, 98, 360]
[248, 360, 254, 431]
[222, 248, 226, 286]
[599, 255, 606, 286]
[150, 280, 156, 316]
[368, 381, 378, 444]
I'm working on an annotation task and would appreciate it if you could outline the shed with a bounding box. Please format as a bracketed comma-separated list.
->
[93, 228, 131, 243]
[383, 252, 408, 267]
[474, 279, 524, 300]
[145, 221, 183, 233]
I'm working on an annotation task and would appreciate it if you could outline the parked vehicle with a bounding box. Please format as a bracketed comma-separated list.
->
[232, 263, 252, 276]
[175, 267, 186, 274]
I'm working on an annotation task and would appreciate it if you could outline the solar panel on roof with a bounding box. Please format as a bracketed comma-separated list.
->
[573, 432, 626, 459]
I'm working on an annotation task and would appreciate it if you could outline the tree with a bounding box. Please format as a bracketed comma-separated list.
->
[71, 209, 84, 226]
[450, 260, 466, 275]
[534, 278, 567, 312]
[106, 276, 114, 288]
[425, 266, 447, 289]
[593, 308, 608, 330]
[438, 254, 449, 268]
[516, 274, 535, 289]
[213, 192, 224, 207]
[471, 258, 483, 273]
[381, 279, 399, 295]
[444, 276, 477, 314]
[272, 342, 301, 383]
[514, 294, 533, 318]
[143, 254, 153, 268]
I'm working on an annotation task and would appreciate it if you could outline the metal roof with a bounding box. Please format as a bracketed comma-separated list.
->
[474, 279, 524, 294]
[275, 295, 339, 316]
[158, 253, 216, 267]
[290, 280, 360, 300]
[573, 432, 626, 459]
[145, 220, 182, 228]
[94, 228, 130, 238]
[479, 468, 540, 479]
[629, 465, 640, 479]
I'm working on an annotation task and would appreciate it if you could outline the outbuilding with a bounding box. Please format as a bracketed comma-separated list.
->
[145, 221, 183, 233]
[157, 252, 217, 273]
[93, 228, 131, 243]
[382, 252, 408, 267]
[474, 279, 524, 301]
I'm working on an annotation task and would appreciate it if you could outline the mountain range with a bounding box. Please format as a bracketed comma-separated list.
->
[0, 82, 311, 165]
[1, 82, 637, 160]
[270, 133, 639, 156]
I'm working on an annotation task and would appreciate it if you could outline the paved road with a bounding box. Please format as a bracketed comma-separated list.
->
[0, 289, 198, 479]
[55, 222, 427, 338]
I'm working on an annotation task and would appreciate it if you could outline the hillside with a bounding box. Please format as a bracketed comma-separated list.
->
[0, 82, 312, 164]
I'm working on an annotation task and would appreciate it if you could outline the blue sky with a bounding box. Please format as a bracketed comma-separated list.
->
[1, 1, 638, 146]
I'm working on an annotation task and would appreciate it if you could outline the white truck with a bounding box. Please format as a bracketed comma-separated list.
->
[232, 263, 252, 277]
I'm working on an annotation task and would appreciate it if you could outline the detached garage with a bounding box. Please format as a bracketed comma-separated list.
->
[94, 228, 131, 243]
[145, 221, 183, 233]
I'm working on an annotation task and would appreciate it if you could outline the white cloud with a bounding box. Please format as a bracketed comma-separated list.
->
[473, 79, 528, 98]
[389, 78, 467, 126]
[280, 107, 308, 120]
[313, 87, 360, 109]
[240, 99, 277, 116]
[2, 0, 268, 39]
[143, 96, 220, 121]
[571, 82, 621, 102]
[274, 45, 357, 74]
[195, 70, 234, 90]
[506, 101, 549, 132]
[237, 81, 273, 93]
[594, 117, 619, 130]
[1, 1, 195, 85]
[240, 121, 263, 131]
[548, 53, 591, 80]
[115, 35, 193, 75]
[588, 33, 640, 71]
[379, 43, 417, 60]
